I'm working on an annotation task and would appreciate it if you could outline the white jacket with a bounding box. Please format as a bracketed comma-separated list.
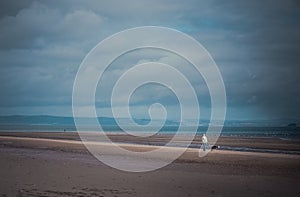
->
[202, 135, 208, 143]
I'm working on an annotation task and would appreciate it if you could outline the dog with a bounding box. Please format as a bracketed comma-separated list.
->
[211, 145, 219, 150]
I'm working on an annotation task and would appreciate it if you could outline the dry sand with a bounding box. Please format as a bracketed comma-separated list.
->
[0, 132, 299, 196]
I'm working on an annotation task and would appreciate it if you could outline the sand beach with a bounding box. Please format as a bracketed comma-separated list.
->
[0, 132, 299, 196]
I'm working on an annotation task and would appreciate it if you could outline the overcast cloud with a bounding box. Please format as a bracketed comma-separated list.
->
[0, 0, 299, 120]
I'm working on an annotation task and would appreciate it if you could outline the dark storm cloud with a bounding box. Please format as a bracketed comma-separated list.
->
[230, 0, 300, 119]
[0, 0, 33, 18]
[185, 0, 300, 119]
[0, 0, 299, 120]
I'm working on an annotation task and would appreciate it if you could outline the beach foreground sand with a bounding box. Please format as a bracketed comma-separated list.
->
[0, 132, 299, 196]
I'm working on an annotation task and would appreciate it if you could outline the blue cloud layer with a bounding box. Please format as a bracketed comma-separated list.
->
[0, 0, 299, 120]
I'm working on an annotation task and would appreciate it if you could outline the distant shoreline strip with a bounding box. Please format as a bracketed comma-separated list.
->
[1, 136, 299, 155]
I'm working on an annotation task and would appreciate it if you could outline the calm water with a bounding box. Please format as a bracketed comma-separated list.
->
[0, 124, 299, 139]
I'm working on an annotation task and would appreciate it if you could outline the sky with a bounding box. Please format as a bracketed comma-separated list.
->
[0, 0, 299, 121]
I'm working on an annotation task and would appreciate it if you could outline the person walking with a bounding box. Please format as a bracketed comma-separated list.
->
[202, 134, 208, 151]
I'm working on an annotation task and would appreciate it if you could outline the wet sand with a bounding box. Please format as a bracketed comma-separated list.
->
[1, 131, 299, 151]
[0, 132, 299, 196]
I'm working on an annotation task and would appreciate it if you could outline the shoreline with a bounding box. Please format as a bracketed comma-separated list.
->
[0, 131, 299, 154]
[0, 132, 300, 155]
[1, 133, 299, 164]
[0, 129, 299, 139]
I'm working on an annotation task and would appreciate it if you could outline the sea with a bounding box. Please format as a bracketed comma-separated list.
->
[0, 115, 299, 140]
